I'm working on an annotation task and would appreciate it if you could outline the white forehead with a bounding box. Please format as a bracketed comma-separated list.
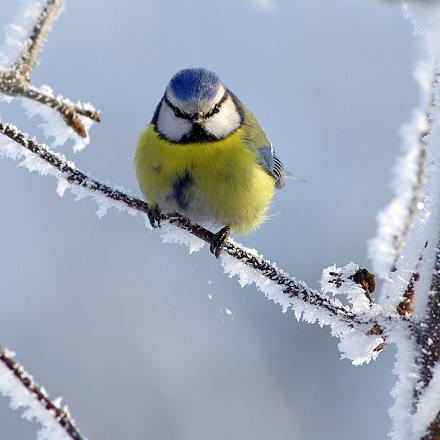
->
[165, 84, 226, 114]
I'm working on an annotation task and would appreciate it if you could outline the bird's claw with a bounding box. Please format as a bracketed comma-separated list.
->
[148, 204, 161, 228]
[210, 226, 230, 258]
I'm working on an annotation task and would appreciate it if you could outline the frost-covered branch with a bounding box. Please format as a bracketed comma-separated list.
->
[369, 72, 431, 281]
[383, 3, 440, 438]
[0, 346, 84, 439]
[12, 0, 63, 79]
[0, 119, 388, 352]
[5, 0, 440, 438]
[0, 0, 100, 140]
[413, 246, 440, 439]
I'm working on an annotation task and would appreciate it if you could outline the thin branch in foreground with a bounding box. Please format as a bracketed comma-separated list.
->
[0, 0, 100, 138]
[369, 72, 432, 281]
[0, 119, 387, 341]
[0, 346, 84, 440]
[391, 131, 427, 272]
[14, 0, 63, 79]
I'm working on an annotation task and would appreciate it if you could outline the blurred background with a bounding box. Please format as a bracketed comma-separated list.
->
[0, 0, 420, 438]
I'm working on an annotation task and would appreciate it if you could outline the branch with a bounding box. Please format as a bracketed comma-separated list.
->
[0, 119, 387, 341]
[0, 346, 84, 439]
[14, 0, 63, 79]
[383, 3, 440, 433]
[369, 74, 431, 281]
[0, 0, 100, 138]
[413, 245, 440, 439]
[390, 124, 428, 272]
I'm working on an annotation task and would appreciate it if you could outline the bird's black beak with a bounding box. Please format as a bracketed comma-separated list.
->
[191, 112, 204, 124]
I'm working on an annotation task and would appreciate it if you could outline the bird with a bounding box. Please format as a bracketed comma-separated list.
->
[135, 67, 285, 258]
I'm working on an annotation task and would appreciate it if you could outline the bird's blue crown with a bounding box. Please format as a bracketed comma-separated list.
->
[168, 68, 221, 102]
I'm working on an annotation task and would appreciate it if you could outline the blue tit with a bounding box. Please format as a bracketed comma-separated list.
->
[135, 67, 285, 257]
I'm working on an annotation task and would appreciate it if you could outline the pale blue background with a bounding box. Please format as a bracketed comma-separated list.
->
[0, 0, 419, 438]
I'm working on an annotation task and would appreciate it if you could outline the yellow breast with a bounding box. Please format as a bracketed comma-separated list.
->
[135, 124, 275, 234]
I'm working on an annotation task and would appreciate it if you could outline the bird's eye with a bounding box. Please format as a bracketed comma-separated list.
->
[164, 96, 190, 120]
[205, 103, 221, 119]
[212, 103, 221, 115]
[205, 92, 228, 119]
[173, 107, 185, 118]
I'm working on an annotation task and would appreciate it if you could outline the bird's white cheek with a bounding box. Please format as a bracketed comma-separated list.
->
[156, 102, 191, 141]
[203, 97, 241, 138]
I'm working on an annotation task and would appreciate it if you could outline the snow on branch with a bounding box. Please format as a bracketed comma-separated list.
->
[0, 119, 389, 365]
[0, 346, 84, 440]
[413, 248, 440, 438]
[0, 0, 100, 150]
[5, 0, 440, 438]
[6, 0, 63, 77]
[368, 81, 429, 281]
[384, 3, 440, 438]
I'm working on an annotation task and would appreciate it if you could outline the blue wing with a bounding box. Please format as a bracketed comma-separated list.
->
[258, 144, 286, 189]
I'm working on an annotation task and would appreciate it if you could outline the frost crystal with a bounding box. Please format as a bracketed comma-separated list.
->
[384, 2, 440, 438]
[0, 352, 71, 440]
[321, 263, 371, 313]
[412, 363, 440, 438]
[0, 2, 95, 152]
[1, 123, 387, 365]
[0, 0, 51, 69]
[159, 223, 205, 254]
[21, 92, 94, 153]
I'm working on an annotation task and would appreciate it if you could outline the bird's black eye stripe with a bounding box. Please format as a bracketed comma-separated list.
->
[204, 91, 229, 119]
[164, 95, 191, 120]
[164, 91, 229, 121]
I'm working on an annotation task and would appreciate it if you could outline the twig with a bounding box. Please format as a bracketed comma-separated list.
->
[422, 414, 440, 440]
[0, 0, 100, 137]
[391, 126, 428, 273]
[414, 245, 440, 438]
[0, 346, 84, 440]
[14, 0, 63, 79]
[370, 74, 433, 281]
[0, 119, 385, 334]
[390, 73, 438, 273]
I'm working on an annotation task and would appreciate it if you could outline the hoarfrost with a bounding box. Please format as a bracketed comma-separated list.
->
[159, 223, 205, 254]
[0, 352, 70, 440]
[22, 93, 94, 153]
[319, 264, 384, 364]
[337, 331, 383, 366]
[321, 263, 371, 314]
[0, 0, 53, 69]
[386, 2, 440, 438]
[0, 123, 133, 221]
[368, 64, 431, 284]
[388, 326, 420, 440]
[0, 3, 95, 151]
[371, 3, 440, 318]
[412, 363, 440, 438]
[221, 251, 383, 365]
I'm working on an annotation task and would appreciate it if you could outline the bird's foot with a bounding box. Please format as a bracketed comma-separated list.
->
[210, 226, 230, 258]
[148, 204, 161, 228]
